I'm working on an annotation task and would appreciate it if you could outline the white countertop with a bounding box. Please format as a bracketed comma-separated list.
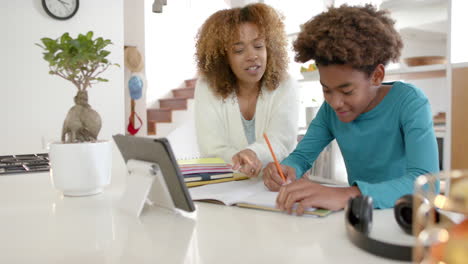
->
[0, 172, 413, 263]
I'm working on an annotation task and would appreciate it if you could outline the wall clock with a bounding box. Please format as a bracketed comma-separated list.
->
[42, 0, 80, 20]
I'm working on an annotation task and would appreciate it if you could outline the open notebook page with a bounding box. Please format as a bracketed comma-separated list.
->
[234, 184, 316, 212]
[189, 179, 262, 205]
[233, 182, 329, 215]
[189, 178, 332, 216]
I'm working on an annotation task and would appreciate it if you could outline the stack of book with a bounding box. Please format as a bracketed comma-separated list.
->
[177, 157, 248, 187]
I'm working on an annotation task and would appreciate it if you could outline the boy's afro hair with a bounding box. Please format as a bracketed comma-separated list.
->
[293, 4, 403, 75]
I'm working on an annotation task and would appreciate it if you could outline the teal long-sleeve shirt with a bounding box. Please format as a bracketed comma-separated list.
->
[281, 81, 439, 208]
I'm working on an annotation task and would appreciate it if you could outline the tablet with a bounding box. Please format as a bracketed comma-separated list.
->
[113, 134, 195, 213]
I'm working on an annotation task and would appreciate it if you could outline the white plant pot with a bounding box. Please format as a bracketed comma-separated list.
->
[49, 140, 112, 196]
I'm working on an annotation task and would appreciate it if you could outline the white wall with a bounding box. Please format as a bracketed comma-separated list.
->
[0, 1, 125, 155]
[144, 0, 228, 108]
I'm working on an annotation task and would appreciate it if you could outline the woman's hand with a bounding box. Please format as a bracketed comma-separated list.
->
[231, 149, 262, 177]
[262, 163, 296, 191]
[276, 178, 361, 215]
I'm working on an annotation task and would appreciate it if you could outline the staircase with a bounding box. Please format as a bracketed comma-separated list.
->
[147, 78, 197, 136]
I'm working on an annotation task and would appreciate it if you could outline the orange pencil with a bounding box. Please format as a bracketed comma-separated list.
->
[263, 133, 286, 182]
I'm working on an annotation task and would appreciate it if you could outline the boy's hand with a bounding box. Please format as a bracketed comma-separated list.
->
[276, 178, 361, 215]
[262, 163, 296, 191]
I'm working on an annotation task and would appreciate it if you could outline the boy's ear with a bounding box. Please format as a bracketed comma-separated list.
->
[371, 64, 385, 85]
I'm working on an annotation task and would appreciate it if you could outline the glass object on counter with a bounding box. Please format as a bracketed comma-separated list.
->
[413, 170, 468, 263]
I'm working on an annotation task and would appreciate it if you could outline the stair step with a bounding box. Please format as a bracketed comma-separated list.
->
[148, 120, 157, 135]
[184, 78, 197, 88]
[172, 87, 195, 99]
[146, 77, 196, 136]
[147, 108, 172, 122]
[159, 98, 187, 110]
[146, 100, 194, 136]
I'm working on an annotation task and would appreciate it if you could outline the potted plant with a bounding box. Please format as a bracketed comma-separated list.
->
[36, 31, 119, 196]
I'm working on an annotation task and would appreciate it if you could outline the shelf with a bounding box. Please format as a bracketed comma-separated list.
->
[381, 0, 448, 33]
[298, 64, 447, 82]
[385, 64, 447, 81]
[387, 63, 446, 74]
[453, 62, 468, 69]
[380, 0, 446, 11]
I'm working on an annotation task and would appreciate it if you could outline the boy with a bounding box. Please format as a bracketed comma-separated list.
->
[263, 4, 439, 214]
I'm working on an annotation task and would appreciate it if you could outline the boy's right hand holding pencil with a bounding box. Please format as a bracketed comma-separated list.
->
[262, 133, 361, 214]
[262, 162, 296, 191]
[262, 133, 296, 190]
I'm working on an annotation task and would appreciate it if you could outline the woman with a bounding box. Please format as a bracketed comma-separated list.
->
[194, 3, 299, 177]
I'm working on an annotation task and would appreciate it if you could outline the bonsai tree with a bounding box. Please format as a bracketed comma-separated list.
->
[36, 31, 119, 143]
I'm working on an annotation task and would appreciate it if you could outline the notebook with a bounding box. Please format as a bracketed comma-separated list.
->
[188, 179, 331, 217]
[184, 172, 234, 182]
[177, 157, 226, 166]
[179, 163, 233, 175]
[186, 173, 249, 187]
[178, 157, 237, 184]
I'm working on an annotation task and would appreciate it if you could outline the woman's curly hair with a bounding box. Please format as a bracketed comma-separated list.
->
[293, 4, 403, 76]
[195, 3, 288, 99]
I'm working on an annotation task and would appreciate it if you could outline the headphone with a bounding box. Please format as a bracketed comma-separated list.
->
[345, 194, 440, 261]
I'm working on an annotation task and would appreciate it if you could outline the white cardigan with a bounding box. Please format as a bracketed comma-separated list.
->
[194, 76, 299, 166]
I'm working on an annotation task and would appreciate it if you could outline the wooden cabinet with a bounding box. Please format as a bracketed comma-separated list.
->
[451, 65, 468, 169]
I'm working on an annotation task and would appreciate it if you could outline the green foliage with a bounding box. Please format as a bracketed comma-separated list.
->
[36, 31, 119, 90]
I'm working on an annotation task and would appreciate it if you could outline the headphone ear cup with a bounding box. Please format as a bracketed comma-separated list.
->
[360, 196, 373, 235]
[394, 194, 413, 235]
[348, 196, 373, 235]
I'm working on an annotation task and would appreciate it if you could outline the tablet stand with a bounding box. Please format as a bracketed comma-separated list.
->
[119, 159, 176, 217]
